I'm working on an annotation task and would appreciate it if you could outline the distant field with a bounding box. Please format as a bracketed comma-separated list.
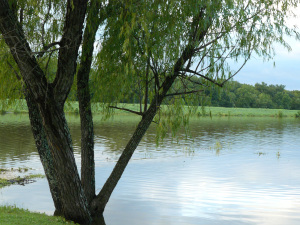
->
[1, 100, 300, 118]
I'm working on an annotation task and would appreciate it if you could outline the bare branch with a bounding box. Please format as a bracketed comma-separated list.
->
[166, 89, 204, 97]
[109, 106, 143, 116]
[179, 74, 207, 87]
[179, 69, 223, 87]
[220, 54, 251, 86]
[36, 41, 61, 58]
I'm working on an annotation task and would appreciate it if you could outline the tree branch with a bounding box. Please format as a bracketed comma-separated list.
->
[52, 0, 88, 105]
[166, 89, 204, 97]
[0, 0, 49, 102]
[108, 106, 143, 116]
[36, 41, 61, 58]
[180, 69, 223, 87]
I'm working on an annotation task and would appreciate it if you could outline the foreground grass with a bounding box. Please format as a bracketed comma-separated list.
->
[0, 206, 77, 225]
[1, 99, 300, 117]
[0, 169, 73, 224]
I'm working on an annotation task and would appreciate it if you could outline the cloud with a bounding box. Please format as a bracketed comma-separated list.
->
[235, 6, 300, 91]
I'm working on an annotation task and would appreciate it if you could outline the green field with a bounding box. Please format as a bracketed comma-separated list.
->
[1, 100, 300, 118]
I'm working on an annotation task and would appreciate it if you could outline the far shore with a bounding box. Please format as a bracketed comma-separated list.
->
[1, 100, 300, 118]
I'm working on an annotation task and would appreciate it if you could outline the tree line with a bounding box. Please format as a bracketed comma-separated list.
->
[121, 80, 300, 110]
[205, 81, 300, 110]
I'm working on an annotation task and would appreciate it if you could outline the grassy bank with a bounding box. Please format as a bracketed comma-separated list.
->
[0, 206, 77, 225]
[1, 100, 300, 117]
[0, 168, 74, 224]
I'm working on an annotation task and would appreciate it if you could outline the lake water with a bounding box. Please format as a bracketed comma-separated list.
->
[0, 113, 300, 225]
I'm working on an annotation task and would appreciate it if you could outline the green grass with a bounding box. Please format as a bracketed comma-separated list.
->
[0, 169, 71, 224]
[1, 100, 300, 117]
[109, 104, 299, 117]
[0, 206, 78, 224]
[198, 107, 298, 117]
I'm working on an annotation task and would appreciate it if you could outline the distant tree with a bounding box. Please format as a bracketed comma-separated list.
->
[273, 91, 291, 109]
[0, 0, 299, 224]
[255, 93, 274, 108]
[235, 84, 259, 108]
[255, 82, 269, 94]
[290, 91, 300, 110]
[281, 92, 292, 109]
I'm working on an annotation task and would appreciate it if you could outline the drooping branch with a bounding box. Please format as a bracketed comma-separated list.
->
[41, 0, 52, 43]
[7, 61, 21, 80]
[144, 56, 150, 112]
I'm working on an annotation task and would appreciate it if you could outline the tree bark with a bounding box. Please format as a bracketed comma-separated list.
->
[37, 96, 91, 223]
[0, 1, 92, 223]
[53, 0, 89, 104]
[24, 88, 63, 216]
[77, 0, 103, 206]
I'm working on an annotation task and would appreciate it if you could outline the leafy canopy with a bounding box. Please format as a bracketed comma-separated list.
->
[0, 0, 299, 115]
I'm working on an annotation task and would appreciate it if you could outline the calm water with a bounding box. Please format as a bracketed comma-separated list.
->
[0, 113, 300, 225]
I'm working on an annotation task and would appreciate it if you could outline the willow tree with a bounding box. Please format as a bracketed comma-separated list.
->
[0, 0, 299, 224]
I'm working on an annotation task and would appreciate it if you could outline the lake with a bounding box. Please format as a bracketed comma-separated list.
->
[0, 113, 300, 225]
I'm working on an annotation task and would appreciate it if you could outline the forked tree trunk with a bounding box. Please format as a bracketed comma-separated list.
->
[37, 96, 92, 223]
[0, 0, 92, 223]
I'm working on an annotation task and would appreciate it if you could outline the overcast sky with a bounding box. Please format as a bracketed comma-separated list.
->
[234, 7, 300, 91]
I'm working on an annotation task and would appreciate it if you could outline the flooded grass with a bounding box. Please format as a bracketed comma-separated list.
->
[0, 167, 45, 188]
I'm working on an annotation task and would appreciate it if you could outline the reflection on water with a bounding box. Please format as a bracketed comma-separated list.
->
[0, 113, 300, 224]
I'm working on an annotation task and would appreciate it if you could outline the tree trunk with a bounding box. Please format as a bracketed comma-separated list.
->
[91, 36, 198, 214]
[0, 0, 92, 223]
[24, 88, 63, 215]
[90, 73, 177, 215]
[37, 97, 92, 224]
[77, 0, 103, 206]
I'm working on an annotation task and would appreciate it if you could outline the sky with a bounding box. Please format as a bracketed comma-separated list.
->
[234, 7, 300, 91]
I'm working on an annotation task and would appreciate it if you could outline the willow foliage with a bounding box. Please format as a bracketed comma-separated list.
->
[1, 0, 299, 113]
[92, 0, 299, 139]
[0, 0, 66, 107]
[95, 1, 298, 100]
